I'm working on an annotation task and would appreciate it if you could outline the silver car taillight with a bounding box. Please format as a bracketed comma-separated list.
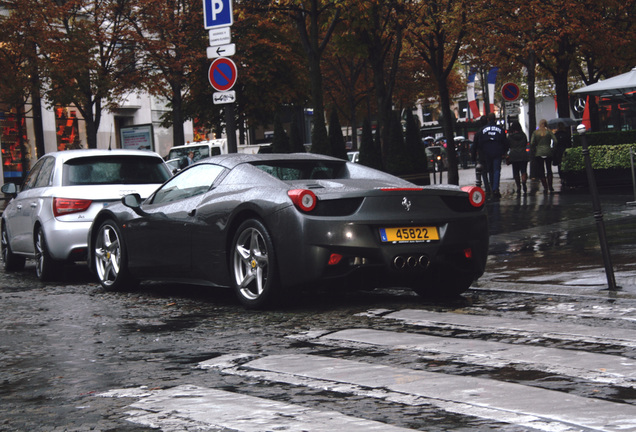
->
[53, 198, 92, 217]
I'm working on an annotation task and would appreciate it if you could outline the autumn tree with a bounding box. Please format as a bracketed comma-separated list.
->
[195, 2, 309, 143]
[572, 0, 636, 130]
[124, 0, 207, 148]
[0, 0, 42, 171]
[259, 0, 341, 155]
[344, 0, 406, 161]
[322, 19, 371, 151]
[36, 0, 138, 149]
[407, 0, 474, 185]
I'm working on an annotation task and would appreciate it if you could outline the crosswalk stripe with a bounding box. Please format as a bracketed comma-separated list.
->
[238, 354, 636, 432]
[102, 384, 416, 431]
[319, 328, 636, 387]
[369, 309, 636, 346]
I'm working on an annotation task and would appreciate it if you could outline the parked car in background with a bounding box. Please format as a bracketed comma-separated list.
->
[87, 153, 488, 309]
[166, 139, 227, 166]
[1, 149, 171, 281]
[347, 151, 360, 163]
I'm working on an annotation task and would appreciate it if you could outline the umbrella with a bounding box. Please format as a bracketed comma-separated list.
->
[547, 118, 577, 128]
[573, 67, 636, 97]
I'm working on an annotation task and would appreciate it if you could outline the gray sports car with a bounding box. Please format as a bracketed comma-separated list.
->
[87, 153, 488, 309]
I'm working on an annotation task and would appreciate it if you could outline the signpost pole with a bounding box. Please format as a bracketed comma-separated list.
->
[225, 103, 237, 153]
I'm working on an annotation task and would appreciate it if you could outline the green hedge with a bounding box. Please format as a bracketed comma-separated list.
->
[562, 143, 636, 172]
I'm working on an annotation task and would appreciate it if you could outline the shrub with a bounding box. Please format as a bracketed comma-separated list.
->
[562, 143, 636, 172]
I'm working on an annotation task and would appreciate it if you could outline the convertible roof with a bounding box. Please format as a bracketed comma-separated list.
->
[208, 152, 343, 169]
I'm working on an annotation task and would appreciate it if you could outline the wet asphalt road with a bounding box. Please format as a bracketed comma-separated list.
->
[1, 168, 636, 431]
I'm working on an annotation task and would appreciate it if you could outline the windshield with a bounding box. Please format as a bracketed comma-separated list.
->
[63, 156, 170, 185]
[252, 160, 347, 181]
[167, 145, 221, 162]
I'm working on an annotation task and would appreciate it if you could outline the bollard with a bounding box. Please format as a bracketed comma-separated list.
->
[475, 163, 483, 188]
[577, 124, 619, 291]
[629, 147, 636, 206]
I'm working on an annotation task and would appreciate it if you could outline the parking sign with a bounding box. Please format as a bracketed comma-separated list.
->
[203, 0, 233, 29]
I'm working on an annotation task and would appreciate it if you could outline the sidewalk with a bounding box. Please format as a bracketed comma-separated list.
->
[454, 164, 636, 299]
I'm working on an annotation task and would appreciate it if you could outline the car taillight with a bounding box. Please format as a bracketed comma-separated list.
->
[460, 186, 485, 208]
[53, 198, 92, 217]
[288, 189, 317, 212]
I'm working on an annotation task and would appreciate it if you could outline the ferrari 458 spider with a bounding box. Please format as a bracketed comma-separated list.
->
[87, 153, 488, 309]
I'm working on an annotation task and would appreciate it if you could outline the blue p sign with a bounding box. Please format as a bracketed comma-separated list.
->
[203, 0, 233, 29]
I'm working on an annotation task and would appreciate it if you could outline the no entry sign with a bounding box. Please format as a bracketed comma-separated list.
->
[208, 57, 237, 92]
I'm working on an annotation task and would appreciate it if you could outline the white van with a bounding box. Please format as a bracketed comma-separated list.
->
[166, 139, 228, 167]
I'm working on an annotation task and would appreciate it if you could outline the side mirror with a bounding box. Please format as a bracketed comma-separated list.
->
[122, 193, 150, 217]
[121, 193, 165, 219]
[1, 183, 18, 197]
[122, 193, 142, 209]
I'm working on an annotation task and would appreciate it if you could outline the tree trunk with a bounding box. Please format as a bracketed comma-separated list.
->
[308, 50, 329, 154]
[554, 68, 571, 119]
[171, 86, 185, 148]
[526, 52, 537, 133]
[29, 42, 45, 159]
[439, 77, 459, 185]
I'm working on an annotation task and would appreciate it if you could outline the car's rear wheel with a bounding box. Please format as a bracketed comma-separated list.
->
[94, 220, 136, 291]
[231, 219, 279, 309]
[35, 227, 59, 281]
[2, 224, 25, 271]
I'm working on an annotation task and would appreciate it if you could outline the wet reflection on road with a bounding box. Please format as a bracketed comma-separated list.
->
[482, 182, 636, 291]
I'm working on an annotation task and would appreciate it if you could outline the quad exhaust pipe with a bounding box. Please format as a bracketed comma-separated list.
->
[393, 254, 429, 270]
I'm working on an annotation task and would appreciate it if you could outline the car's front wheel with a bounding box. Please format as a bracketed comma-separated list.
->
[2, 224, 25, 271]
[35, 227, 59, 281]
[94, 220, 136, 291]
[231, 219, 279, 309]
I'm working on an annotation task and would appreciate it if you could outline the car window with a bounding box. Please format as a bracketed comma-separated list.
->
[21, 157, 45, 191]
[33, 157, 55, 188]
[253, 161, 346, 180]
[150, 163, 225, 205]
[167, 145, 214, 162]
[63, 156, 170, 186]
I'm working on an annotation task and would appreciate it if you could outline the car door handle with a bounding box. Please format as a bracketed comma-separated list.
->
[30, 202, 37, 208]
[16, 204, 22, 210]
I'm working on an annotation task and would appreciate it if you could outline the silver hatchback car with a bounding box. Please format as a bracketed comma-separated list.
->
[1, 149, 171, 280]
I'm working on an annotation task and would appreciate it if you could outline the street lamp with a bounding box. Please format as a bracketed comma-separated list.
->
[577, 124, 618, 291]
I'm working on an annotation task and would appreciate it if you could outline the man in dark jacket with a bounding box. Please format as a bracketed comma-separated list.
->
[471, 116, 490, 195]
[480, 113, 509, 199]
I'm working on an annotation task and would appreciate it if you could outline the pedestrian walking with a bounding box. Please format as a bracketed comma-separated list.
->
[471, 116, 491, 196]
[507, 121, 529, 195]
[553, 122, 571, 181]
[530, 119, 558, 194]
[480, 113, 509, 199]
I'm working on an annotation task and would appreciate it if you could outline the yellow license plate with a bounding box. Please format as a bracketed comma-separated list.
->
[379, 226, 439, 242]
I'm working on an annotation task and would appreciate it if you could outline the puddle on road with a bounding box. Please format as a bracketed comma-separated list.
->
[119, 314, 207, 334]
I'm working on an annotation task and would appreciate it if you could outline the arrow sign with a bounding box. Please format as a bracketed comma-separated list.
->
[207, 43, 236, 59]
[208, 57, 237, 92]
